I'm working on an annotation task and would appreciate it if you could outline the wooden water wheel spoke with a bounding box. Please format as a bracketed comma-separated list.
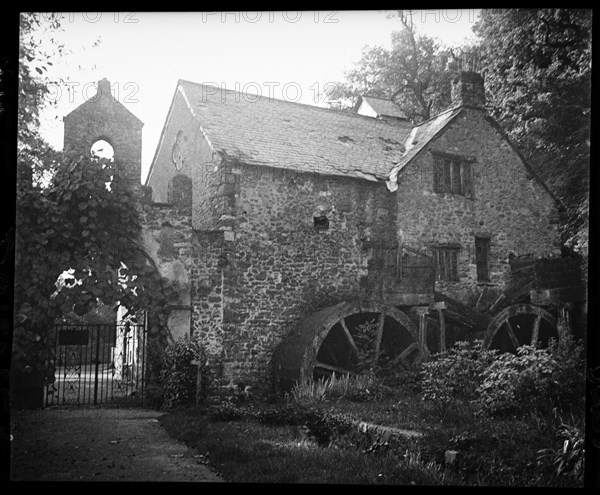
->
[483, 303, 558, 352]
[314, 360, 355, 375]
[531, 314, 542, 346]
[374, 312, 385, 360]
[276, 302, 424, 388]
[339, 318, 359, 358]
[505, 320, 520, 349]
[399, 342, 419, 361]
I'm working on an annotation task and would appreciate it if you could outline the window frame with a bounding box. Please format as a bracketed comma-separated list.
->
[432, 244, 461, 282]
[432, 151, 474, 198]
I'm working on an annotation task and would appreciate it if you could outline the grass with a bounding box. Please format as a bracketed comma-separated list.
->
[159, 407, 450, 485]
[158, 387, 584, 486]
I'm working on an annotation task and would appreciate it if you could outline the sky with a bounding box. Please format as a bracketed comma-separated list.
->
[29, 10, 481, 183]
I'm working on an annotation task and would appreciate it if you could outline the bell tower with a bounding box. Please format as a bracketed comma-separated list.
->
[63, 78, 144, 185]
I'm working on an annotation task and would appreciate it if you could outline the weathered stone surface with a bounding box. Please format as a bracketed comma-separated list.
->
[69, 74, 568, 393]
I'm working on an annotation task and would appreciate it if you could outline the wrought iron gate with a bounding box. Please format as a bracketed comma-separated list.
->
[45, 322, 147, 406]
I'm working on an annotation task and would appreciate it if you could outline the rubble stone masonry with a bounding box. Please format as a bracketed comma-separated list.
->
[394, 108, 561, 306]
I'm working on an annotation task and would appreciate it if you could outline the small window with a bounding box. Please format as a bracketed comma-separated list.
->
[313, 214, 329, 230]
[475, 237, 491, 282]
[433, 154, 473, 197]
[433, 246, 460, 282]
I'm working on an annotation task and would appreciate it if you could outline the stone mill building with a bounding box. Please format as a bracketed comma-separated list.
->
[64, 72, 584, 396]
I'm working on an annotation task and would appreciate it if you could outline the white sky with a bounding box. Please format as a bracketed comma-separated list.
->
[30, 10, 481, 183]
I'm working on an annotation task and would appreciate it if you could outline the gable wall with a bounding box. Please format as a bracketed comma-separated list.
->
[395, 108, 561, 305]
[145, 91, 221, 231]
[64, 99, 142, 185]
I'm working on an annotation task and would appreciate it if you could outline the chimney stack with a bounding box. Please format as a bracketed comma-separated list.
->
[451, 71, 485, 109]
[97, 78, 112, 97]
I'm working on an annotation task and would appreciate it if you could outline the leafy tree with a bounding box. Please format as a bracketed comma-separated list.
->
[326, 11, 460, 122]
[13, 13, 173, 389]
[18, 12, 65, 185]
[473, 9, 591, 255]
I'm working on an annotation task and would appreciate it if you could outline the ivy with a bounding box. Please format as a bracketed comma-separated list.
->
[13, 13, 174, 390]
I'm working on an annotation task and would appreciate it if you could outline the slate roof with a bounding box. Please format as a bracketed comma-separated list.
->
[176, 80, 414, 180]
[386, 107, 464, 190]
[358, 95, 408, 120]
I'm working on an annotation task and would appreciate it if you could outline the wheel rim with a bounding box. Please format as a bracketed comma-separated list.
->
[484, 303, 558, 352]
[311, 308, 422, 379]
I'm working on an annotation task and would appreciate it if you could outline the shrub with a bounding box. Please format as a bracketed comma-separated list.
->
[208, 401, 246, 421]
[254, 403, 354, 446]
[537, 414, 585, 484]
[290, 375, 333, 402]
[420, 340, 497, 418]
[289, 371, 391, 404]
[476, 336, 586, 417]
[160, 337, 207, 409]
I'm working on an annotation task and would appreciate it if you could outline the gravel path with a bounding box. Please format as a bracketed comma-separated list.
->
[9, 406, 224, 482]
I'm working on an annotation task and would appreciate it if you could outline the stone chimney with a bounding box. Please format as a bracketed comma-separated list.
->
[451, 71, 485, 109]
[97, 78, 112, 97]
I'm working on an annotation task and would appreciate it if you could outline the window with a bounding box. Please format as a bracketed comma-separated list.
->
[433, 246, 460, 282]
[90, 139, 114, 163]
[313, 214, 329, 230]
[475, 236, 491, 282]
[433, 153, 473, 197]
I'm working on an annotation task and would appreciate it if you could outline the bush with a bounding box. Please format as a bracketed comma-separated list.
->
[160, 337, 207, 409]
[255, 403, 354, 446]
[289, 371, 391, 404]
[476, 336, 585, 417]
[208, 401, 247, 421]
[537, 414, 585, 484]
[420, 340, 497, 418]
[290, 376, 333, 402]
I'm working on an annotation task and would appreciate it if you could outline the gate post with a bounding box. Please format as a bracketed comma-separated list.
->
[93, 325, 101, 405]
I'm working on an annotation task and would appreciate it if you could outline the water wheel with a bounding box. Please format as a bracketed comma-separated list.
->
[272, 301, 425, 393]
[483, 303, 558, 352]
[313, 309, 422, 379]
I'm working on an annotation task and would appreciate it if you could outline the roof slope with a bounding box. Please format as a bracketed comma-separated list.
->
[177, 80, 413, 180]
[386, 107, 463, 191]
[359, 95, 408, 120]
[64, 78, 143, 126]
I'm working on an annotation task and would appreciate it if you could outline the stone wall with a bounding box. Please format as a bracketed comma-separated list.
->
[144, 89, 221, 233]
[211, 160, 397, 386]
[394, 108, 562, 306]
[138, 198, 194, 342]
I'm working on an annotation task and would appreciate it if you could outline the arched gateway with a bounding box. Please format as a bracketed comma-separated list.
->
[272, 300, 426, 393]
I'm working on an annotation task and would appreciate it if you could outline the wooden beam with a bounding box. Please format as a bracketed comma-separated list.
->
[437, 308, 446, 353]
[374, 312, 385, 360]
[415, 309, 428, 354]
[340, 318, 360, 358]
[530, 287, 586, 306]
[531, 315, 542, 346]
[313, 361, 354, 375]
[505, 320, 520, 349]
[399, 342, 419, 361]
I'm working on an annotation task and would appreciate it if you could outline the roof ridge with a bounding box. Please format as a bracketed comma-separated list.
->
[177, 79, 412, 127]
[362, 94, 396, 101]
[412, 105, 461, 127]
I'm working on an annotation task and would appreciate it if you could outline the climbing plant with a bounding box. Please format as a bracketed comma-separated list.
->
[14, 151, 176, 387]
[13, 13, 174, 389]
